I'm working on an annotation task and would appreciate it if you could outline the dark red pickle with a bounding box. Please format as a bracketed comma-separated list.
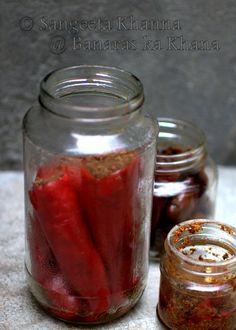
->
[150, 119, 217, 260]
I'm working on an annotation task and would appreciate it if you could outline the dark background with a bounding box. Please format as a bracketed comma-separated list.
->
[1, 0, 236, 170]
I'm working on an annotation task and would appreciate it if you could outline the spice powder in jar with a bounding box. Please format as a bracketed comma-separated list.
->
[150, 118, 218, 260]
[158, 219, 236, 330]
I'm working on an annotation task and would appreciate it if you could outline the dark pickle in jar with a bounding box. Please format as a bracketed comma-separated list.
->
[150, 119, 217, 259]
[158, 219, 236, 330]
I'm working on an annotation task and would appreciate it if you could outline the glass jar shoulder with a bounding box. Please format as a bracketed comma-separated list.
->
[23, 106, 157, 157]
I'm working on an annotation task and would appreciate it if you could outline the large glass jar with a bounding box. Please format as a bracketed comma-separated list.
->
[22, 65, 158, 324]
[158, 219, 236, 330]
[150, 118, 217, 260]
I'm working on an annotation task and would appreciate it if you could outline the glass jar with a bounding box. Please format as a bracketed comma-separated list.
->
[22, 65, 158, 324]
[158, 219, 236, 330]
[150, 118, 217, 260]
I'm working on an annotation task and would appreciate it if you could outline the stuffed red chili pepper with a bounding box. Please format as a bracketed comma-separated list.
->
[29, 162, 110, 320]
[27, 212, 57, 285]
[27, 210, 81, 321]
[78, 152, 140, 307]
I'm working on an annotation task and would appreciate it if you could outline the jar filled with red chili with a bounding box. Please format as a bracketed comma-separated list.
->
[150, 118, 217, 259]
[158, 219, 236, 330]
[22, 65, 158, 324]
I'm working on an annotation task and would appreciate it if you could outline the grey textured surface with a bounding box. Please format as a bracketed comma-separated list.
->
[1, 166, 236, 329]
[0, 1, 236, 169]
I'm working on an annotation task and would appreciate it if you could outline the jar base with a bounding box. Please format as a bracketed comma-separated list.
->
[26, 266, 146, 325]
[156, 304, 171, 329]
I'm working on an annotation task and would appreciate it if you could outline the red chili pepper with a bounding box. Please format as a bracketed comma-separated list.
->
[29, 164, 110, 320]
[44, 273, 80, 321]
[27, 211, 58, 284]
[79, 154, 140, 307]
[27, 210, 81, 320]
[121, 156, 141, 291]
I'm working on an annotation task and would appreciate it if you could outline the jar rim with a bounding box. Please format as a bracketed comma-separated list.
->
[166, 219, 236, 269]
[157, 117, 206, 156]
[39, 65, 144, 120]
[155, 118, 206, 172]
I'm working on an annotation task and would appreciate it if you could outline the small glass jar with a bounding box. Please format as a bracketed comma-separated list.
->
[150, 118, 217, 260]
[22, 65, 158, 324]
[158, 219, 236, 330]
